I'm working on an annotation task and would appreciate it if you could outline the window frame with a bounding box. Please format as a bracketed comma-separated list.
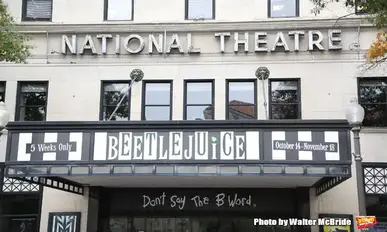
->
[104, 0, 135, 21]
[141, 80, 173, 121]
[21, 0, 53, 22]
[15, 81, 49, 121]
[183, 79, 215, 120]
[100, 80, 132, 121]
[225, 79, 257, 120]
[268, 78, 302, 119]
[0, 82, 6, 102]
[357, 76, 387, 127]
[267, 0, 300, 18]
[185, 0, 216, 20]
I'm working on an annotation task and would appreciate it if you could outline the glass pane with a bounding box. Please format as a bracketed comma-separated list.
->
[6, 217, 37, 232]
[109, 217, 128, 232]
[175, 218, 189, 232]
[188, 0, 213, 19]
[26, 0, 52, 19]
[21, 83, 47, 93]
[0, 81, 4, 101]
[0, 197, 40, 214]
[228, 82, 255, 104]
[146, 218, 176, 232]
[20, 92, 47, 106]
[108, 0, 133, 20]
[103, 83, 130, 105]
[20, 106, 46, 121]
[145, 106, 170, 120]
[145, 83, 171, 105]
[271, 81, 298, 103]
[186, 105, 214, 120]
[362, 104, 387, 126]
[271, 104, 299, 119]
[270, 0, 297, 17]
[234, 218, 257, 232]
[360, 80, 387, 104]
[186, 82, 212, 105]
[103, 106, 129, 121]
[133, 218, 146, 232]
[228, 105, 256, 120]
[189, 217, 236, 232]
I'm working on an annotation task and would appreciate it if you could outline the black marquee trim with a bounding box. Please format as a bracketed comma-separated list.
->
[0, 163, 42, 194]
[362, 162, 387, 195]
[9, 175, 84, 195]
[313, 176, 349, 195]
[5, 119, 351, 132]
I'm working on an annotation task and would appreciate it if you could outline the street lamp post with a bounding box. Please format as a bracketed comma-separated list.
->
[108, 69, 144, 121]
[345, 97, 367, 216]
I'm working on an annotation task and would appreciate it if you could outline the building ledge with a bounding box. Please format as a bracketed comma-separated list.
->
[12, 17, 373, 34]
[361, 127, 387, 134]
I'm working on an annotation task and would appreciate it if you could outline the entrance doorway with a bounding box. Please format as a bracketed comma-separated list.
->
[106, 217, 292, 232]
[95, 188, 311, 232]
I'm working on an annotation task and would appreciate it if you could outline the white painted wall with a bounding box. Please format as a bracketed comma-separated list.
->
[3, 0, 357, 24]
[39, 187, 89, 232]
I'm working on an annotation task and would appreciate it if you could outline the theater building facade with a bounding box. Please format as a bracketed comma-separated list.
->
[2, 0, 387, 232]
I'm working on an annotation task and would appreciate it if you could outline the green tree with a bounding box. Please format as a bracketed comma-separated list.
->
[311, 0, 387, 28]
[311, 0, 387, 63]
[0, 0, 32, 63]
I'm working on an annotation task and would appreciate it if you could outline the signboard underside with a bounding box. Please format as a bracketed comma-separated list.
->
[5, 163, 351, 177]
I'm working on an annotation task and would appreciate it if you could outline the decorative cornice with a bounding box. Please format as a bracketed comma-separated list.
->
[13, 17, 373, 34]
[361, 127, 387, 133]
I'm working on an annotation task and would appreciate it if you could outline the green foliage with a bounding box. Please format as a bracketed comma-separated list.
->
[310, 0, 387, 28]
[0, 0, 32, 63]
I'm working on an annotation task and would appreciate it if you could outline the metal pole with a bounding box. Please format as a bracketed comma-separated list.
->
[107, 79, 134, 121]
[352, 126, 367, 216]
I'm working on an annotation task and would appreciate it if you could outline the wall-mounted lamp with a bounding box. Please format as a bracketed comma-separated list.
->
[108, 69, 144, 121]
[255, 67, 270, 80]
[130, 69, 144, 82]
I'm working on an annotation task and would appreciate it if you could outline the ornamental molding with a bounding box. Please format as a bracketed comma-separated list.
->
[13, 17, 372, 34]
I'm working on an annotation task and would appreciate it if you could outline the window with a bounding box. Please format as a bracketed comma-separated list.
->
[226, 80, 257, 120]
[184, 80, 214, 120]
[16, 82, 48, 121]
[358, 77, 387, 127]
[101, 81, 131, 121]
[142, 81, 172, 120]
[0, 82, 5, 102]
[0, 195, 40, 232]
[22, 0, 52, 21]
[186, 0, 215, 20]
[268, 0, 299, 18]
[269, 79, 301, 119]
[104, 0, 134, 21]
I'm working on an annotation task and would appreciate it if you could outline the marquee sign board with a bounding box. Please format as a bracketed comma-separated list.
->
[93, 131, 260, 161]
[7, 129, 348, 163]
